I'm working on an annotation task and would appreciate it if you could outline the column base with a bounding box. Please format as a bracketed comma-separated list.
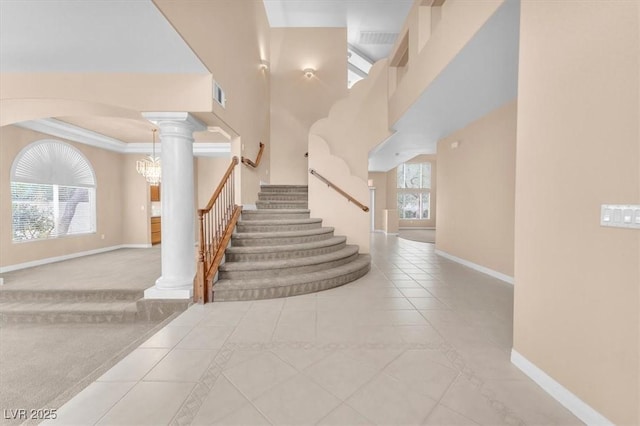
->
[144, 283, 193, 300]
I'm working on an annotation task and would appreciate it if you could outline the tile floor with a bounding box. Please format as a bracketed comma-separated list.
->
[46, 235, 582, 425]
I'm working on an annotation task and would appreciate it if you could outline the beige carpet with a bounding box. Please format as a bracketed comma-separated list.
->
[0, 247, 166, 425]
[398, 229, 436, 244]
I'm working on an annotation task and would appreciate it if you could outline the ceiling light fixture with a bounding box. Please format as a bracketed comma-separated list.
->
[303, 68, 315, 78]
[259, 59, 270, 71]
[136, 128, 161, 186]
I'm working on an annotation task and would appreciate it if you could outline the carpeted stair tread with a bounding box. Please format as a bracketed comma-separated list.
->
[242, 209, 310, 215]
[219, 245, 359, 272]
[213, 254, 371, 300]
[232, 227, 334, 240]
[237, 218, 321, 226]
[226, 236, 346, 254]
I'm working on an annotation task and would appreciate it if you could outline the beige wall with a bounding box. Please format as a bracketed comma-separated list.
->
[0, 126, 149, 268]
[270, 27, 348, 185]
[436, 101, 516, 277]
[153, 0, 271, 205]
[121, 154, 151, 246]
[196, 157, 234, 209]
[514, 3, 639, 424]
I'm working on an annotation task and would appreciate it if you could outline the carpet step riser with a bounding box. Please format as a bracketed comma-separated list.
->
[242, 212, 310, 220]
[236, 223, 321, 233]
[225, 242, 347, 262]
[219, 253, 359, 280]
[256, 202, 308, 209]
[258, 193, 308, 201]
[214, 263, 371, 301]
[0, 311, 138, 324]
[231, 232, 334, 247]
[260, 187, 308, 193]
[0, 291, 144, 303]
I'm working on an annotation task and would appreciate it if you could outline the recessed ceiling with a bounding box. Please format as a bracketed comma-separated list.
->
[368, 0, 520, 171]
[0, 0, 208, 73]
[263, 0, 413, 62]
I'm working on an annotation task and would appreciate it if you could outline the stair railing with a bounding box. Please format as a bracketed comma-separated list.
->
[309, 168, 370, 212]
[241, 142, 265, 168]
[194, 156, 242, 304]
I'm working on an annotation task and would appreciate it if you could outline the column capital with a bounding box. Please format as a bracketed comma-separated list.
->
[142, 112, 206, 133]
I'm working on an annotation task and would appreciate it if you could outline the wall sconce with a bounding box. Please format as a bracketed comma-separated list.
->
[259, 59, 269, 71]
[303, 68, 315, 78]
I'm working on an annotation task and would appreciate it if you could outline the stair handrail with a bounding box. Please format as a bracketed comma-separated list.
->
[194, 156, 241, 304]
[241, 142, 265, 168]
[309, 168, 369, 212]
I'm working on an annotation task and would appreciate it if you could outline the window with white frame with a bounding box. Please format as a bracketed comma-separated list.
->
[11, 140, 96, 242]
[397, 162, 431, 220]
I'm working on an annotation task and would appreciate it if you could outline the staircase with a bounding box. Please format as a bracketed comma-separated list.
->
[213, 185, 371, 301]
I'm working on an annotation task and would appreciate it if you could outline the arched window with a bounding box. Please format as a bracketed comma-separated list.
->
[11, 140, 96, 241]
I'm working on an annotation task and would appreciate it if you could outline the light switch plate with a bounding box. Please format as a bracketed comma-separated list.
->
[601, 204, 640, 229]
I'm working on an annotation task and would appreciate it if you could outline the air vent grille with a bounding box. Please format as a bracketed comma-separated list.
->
[359, 31, 398, 45]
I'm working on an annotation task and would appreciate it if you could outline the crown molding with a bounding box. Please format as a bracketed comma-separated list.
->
[15, 118, 127, 152]
[14, 118, 230, 157]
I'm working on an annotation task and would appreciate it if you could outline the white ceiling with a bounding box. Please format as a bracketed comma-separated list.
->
[263, 0, 414, 61]
[0, 0, 208, 73]
[368, 0, 521, 171]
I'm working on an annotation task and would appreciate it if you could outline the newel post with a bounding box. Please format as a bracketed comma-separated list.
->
[194, 209, 206, 304]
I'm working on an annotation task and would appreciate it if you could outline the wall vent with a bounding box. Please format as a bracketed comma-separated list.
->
[359, 31, 398, 45]
[213, 81, 226, 108]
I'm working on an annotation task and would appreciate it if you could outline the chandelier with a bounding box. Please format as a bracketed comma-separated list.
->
[136, 128, 161, 186]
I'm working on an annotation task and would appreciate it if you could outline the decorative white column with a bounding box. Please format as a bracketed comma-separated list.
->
[143, 112, 205, 299]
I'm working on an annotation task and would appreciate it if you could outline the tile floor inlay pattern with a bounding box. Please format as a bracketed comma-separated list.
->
[50, 235, 583, 426]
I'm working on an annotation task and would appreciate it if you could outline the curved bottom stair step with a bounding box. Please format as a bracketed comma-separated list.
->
[213, 254, 371, 301]
[219, 245, 359, 279]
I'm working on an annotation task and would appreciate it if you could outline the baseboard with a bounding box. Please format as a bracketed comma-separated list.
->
[123, 244, 153, 249]
[0, 244, 153, 273]
[384, 232, 398, 235]
[398, 227, 435, 230]
[434, 249, 514, 285]
[510, 349, 613, 426]
[242, 204, 257, 210]
[373, 229, 385, 233]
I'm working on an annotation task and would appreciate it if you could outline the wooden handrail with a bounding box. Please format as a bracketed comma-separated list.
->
[194, 156, 240, 304]
[241, 142, 265, 168]
[204, 157, 239, 211]
[309, 168, 370, 212]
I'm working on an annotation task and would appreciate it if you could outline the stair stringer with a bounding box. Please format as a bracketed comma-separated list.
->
[308, 135, 370, 253]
